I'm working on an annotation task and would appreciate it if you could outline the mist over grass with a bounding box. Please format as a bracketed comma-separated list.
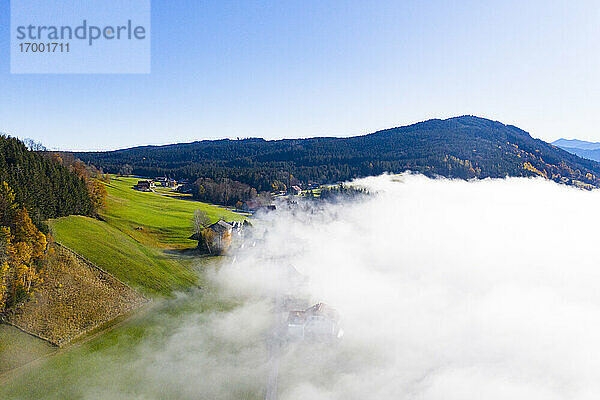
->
[4, 173, 599, 399]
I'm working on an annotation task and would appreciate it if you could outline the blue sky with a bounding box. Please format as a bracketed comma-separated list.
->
[1, 0, 600, 150]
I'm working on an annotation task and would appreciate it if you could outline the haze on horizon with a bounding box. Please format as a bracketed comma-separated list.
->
[1, 0, 600, 151]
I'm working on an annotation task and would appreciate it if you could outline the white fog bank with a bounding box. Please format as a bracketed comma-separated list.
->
[211, 174, 600, 400]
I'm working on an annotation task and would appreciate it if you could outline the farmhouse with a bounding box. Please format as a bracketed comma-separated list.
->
[134, 180, 153, 191]
[209, 220, 233, 234]
[203, 220, 234, 254]
[238, 200, 260, 211]
[190, 219, 249, 254]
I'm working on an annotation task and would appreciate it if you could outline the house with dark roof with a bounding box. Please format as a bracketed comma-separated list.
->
[154, 177, 177, 187]
[134, 180, 154, 191]
[208, 220, 233, 234]
[190, 219, 250, 254]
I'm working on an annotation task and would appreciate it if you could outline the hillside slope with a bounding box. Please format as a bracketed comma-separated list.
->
[3, 244, 147, 346]
[76, 116, 600, 190]
[0, 175, 246, 375]
[50, 216, 196, 297]
[48, 176, 245, 296]
[554, 147, 600, 163]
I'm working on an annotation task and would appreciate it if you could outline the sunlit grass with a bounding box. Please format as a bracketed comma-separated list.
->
[49, 215, 197, 297]
[101, 176, 247, 249]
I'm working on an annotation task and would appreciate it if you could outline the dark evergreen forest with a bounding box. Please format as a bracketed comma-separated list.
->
[0, 135, 93, 223]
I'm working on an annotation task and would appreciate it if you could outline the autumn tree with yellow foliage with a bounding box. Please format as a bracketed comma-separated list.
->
[0, 182, 47, 313]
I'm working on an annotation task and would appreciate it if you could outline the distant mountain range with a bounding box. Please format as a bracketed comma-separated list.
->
[552, 139, 600, 163]
[75, 116, 600, 191]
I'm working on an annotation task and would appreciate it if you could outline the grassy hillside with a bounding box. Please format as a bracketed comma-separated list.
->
[100, 176, 246, 249]
[49, 216, 197, 297]
[48, 176, 246, 296]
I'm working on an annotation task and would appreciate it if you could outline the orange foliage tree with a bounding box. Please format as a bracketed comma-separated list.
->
[0, 182, 47, 312]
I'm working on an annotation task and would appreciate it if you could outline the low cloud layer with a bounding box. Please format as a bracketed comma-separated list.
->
[211, 174, 600, 400]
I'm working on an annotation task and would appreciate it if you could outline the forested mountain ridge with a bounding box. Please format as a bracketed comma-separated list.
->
[75, 116, 600, 191]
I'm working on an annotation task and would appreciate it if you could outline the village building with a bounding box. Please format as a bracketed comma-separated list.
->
[190, 219, 250, 254]
[153, 177, 177, 187]
[237, 200, 255, 212]
[207, 220, 233, 244]
[237, 200, 276, 212]
[287, 303, 343, 341]
[202, 220, 244, 254]
[288, 185, 302, 196]
[134, 180, 154, 191]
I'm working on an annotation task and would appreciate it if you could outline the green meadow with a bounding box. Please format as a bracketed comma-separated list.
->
[49, 215, 196, 296]
[100, 176, 247, 249]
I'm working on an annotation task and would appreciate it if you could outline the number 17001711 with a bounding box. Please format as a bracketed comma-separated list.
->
[19, 42, 70, 52]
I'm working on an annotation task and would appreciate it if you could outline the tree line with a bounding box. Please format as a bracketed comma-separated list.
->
[191, 177, 257, 205]
[0, 135, 102, 225]
[317, 184, 370, 201]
